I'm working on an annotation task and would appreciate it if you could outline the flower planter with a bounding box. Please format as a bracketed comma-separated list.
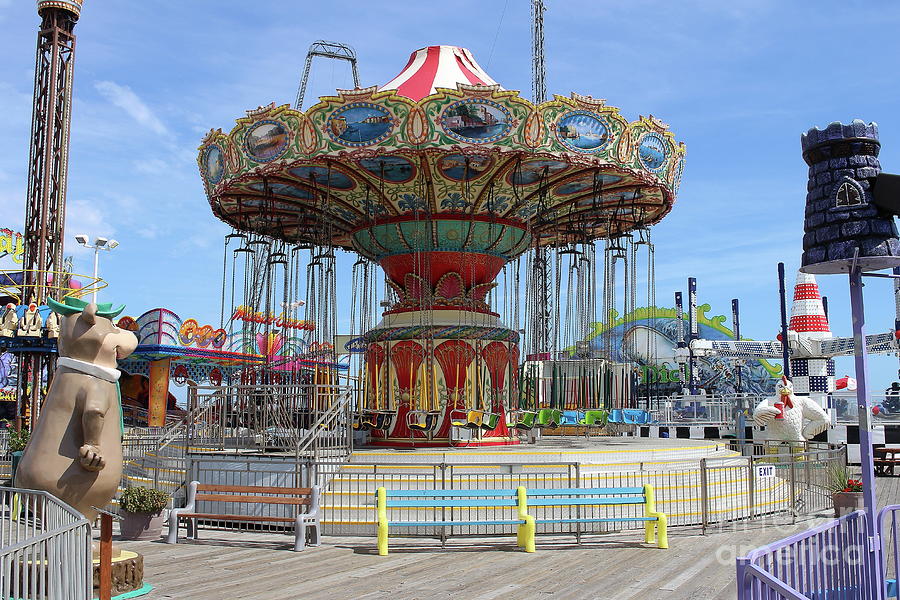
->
[119, 509, 166, 540]
[831, 491, 864, 517]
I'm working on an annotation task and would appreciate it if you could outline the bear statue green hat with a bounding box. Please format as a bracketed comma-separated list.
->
[46, 296, 125, 319]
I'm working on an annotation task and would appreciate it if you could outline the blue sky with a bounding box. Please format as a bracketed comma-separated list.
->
[2, 1, 900, 389]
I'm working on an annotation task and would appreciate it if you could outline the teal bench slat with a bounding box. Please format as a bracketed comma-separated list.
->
[528, 497, 645, 507]
[388, 519, 526, 527]
[386, 499, 519, 508]
[527, 487, 644, 495]
[535, 517, 657, 524]
[384, 489, 520, 497]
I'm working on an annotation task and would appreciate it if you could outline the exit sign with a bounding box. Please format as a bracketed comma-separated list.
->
[755, 465, 776, 479]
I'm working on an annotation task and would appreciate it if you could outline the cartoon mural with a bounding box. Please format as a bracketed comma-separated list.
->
[583, 306, 779, 397]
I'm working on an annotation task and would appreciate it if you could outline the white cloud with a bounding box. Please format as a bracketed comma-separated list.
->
[133, 158, 168, 175]
[94, 81, 168, 136]
[137, 225, 159, 240]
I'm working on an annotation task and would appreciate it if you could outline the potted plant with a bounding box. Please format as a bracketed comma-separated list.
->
[828, 464, 864, 517]
[119, 486, 170, 540]
[3, 420, 30, 484]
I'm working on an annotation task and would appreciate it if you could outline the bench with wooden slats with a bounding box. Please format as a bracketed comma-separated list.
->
[527, 485, 668, 549]
[166, 481, 321, 551]
[375, 487, 535, 556]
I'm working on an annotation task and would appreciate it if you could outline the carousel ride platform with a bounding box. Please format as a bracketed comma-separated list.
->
[349, 435, 737, 471]
[122, 433, 797, 537]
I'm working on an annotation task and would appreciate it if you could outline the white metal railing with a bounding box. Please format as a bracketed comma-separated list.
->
[648, 393, 740, 426]
[184, 384, 353, 451]
[119, 383, 358, 510]
[835, 391, 900, 424]
[321, 441, 843, 536]
[647, 391, 900, 427]
[0, 487, 92, 600]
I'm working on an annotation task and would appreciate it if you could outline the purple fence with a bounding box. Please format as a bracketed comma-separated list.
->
[736, 510, 875, 599]
[880, 504, 900, 599]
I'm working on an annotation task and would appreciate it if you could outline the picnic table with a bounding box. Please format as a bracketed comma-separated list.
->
[874, 447, 900, 476]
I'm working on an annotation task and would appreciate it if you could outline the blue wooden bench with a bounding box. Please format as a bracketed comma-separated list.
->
[375, 487, 535, 555]
[527, 484, 668, 549]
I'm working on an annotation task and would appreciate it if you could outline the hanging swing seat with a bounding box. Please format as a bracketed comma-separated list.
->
[578, 409, 609, 427]
[356, 411, 394, 430]
[373, 411, 395, 430]
[509, 410, 537, 430]
[450, 410, 484, 429]
[622, 409, 651, 425]
[408, 411, 441, 432]
[479, 412, 501, 431]
[606, 409, 651, 425]
[353, 412, 376, 430]
[535, 408, 562, 428]
[407, 411, 441, 443]
[560, 411, 583, 426]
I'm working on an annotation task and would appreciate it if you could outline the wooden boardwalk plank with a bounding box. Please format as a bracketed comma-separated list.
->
[116, 474, 900, 598]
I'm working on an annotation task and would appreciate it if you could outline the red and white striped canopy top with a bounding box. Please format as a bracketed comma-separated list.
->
[380, 46, 502, 102]
[789, 271, 831, 337]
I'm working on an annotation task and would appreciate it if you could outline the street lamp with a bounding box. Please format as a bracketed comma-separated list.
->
[74, 234, 119, 304]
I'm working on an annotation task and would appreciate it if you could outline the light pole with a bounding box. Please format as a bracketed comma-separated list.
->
[74, 234, 119, 304]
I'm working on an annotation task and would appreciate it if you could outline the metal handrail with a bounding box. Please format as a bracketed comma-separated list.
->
[736, 510, 873, 599]
[878, 504, 900, 596]
[297, 388, 353, 455]
[0, 519, 88, 555]
[1, 486, 93, 600]
[737, 565, 810, 600]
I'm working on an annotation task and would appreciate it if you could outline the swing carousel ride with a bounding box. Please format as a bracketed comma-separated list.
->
[198, 45, 685, 446]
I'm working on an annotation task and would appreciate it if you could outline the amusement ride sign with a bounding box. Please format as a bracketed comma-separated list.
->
[178, 318, 227, 349]
[231, 305, 315, 331]
[0, 228, 24, 265]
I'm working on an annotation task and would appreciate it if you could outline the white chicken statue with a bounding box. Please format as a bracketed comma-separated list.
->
[752, 376, 830, 442]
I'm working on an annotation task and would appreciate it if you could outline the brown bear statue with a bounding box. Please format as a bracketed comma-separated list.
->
[15, 297, 137, 520]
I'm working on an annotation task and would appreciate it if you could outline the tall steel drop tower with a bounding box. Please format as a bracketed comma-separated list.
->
[18, 0, 83, 426]
[527, 0, 552, 358]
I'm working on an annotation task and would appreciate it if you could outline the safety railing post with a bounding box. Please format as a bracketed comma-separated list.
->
[790, 456, 797, 524]
[735, 556, 750, 600]
[575, 463, 582, 543]
[153, 435, 160, 489]
[440, 462, 448, 546]
[747, 455, 755, 521]
[700, 458, 708, 534]
[804, 449, 811, 512]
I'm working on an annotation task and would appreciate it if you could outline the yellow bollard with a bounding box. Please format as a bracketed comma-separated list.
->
[376, 487, 388, 556]
[516, 486, 535, 553]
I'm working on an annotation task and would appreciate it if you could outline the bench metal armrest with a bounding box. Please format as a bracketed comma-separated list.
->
[172, 481, 198, 517]
[305, 485, 321, 519]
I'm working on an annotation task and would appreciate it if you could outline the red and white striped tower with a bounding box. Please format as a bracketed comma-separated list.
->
[788, 271, 835, 416]
[379, 45, 501, 101]
[789, 271, 831, 339]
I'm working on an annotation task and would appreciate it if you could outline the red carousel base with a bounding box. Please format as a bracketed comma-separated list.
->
[366, 435, 520, 449]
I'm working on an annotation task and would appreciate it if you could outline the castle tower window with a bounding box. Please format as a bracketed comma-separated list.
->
[835, 181, 862, 207]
